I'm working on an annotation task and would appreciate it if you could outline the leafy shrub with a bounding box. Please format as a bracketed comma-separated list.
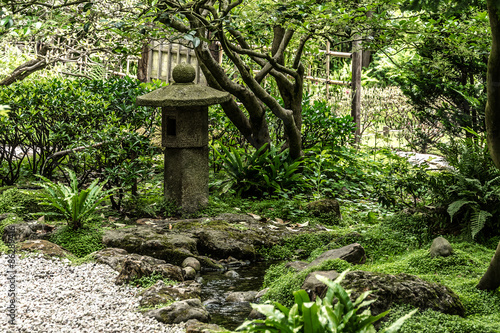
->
[212, 143, 306, 198]
[239, 270, 416, 333]
[37, 169, 112, 230]
[0, 77, 163, 211]
[49, 225, 104, 258]
[301, 93, 355, 149]
[428, 131, 500, 239]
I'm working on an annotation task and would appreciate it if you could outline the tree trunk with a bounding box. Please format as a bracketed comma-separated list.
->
[478, 1, 500, 291]
[477, 241, 500, 290]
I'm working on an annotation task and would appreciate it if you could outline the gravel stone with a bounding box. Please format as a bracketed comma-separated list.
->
[0, 254, 186, 333]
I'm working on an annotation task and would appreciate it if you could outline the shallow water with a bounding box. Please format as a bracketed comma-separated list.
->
[200, 262, 273, 330]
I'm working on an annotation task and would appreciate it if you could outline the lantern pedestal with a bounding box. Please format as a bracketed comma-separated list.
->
[136, 63, 230, 213]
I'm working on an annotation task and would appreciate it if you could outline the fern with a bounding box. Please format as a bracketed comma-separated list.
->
[447, 199, 474, 220]
[470, 210, 492, 240]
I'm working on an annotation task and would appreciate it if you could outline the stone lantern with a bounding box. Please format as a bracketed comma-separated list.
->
[136, 63, 231, 212]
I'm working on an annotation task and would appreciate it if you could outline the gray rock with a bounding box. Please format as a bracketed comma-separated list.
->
[2, 221, 56, 243]
[255, 288, 269, 300]
[248, 309, 266, 320]
[140, 280, 201, 307]
[225, 291, 258, 303]
[307, 270, 465, 317]
[302, 270, 340, 297]
[307, 243, 366, 268]
[285, 261, 309, 272]
[92, 248, 168, 272]
[182, 266, 197, 280]
[185, 319, 224, 333]
[115, 258, 183, 285]
[17, 240, 69, 257]
[145, 298, 210, 324]
[182, 257, 201, 272]
[224, 270, 240, 278]
[430, 236, 453, 258]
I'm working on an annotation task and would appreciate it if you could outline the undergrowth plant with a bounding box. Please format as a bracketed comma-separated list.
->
[430, 130, 500, 239]
[211, 143, 305, 198]
[37, 169, 113, 230]
[237, 270, 416, 333]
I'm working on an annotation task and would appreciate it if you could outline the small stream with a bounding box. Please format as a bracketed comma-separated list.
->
[200, 262, 273, 330]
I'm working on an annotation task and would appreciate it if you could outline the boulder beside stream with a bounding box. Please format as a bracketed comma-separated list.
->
[303, 270, 465, 317]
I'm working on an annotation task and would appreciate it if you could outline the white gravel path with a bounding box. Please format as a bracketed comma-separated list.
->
[0, 254, 186, 333]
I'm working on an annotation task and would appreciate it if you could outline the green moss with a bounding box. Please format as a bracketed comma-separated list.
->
[258, 231, 338, 260]
[49, 226, 104, 258]
[381, 305, 500, 333]
[129, 272, 179, 289]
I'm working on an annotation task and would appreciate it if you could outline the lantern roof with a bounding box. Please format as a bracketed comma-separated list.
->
[136, 62, 231, 107]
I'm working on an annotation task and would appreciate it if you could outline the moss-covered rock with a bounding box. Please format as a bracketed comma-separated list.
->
[336, 270, 465, 317]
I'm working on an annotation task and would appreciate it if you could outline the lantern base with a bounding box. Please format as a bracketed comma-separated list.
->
[164, 146, 209, 213]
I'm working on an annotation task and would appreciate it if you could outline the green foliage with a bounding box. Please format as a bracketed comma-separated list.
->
[49, 225, 104, 258]
[428, 131, 500, 239]
[37, 169, 112, 230]
[239, 270, 416, 333]
[129, 272, 178, 289]
[301, 94, 355, 150]
[211, 143, 306, 198]
[0, 77, 163, 212]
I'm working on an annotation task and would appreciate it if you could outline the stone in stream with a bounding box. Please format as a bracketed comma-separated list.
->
[182, 257, 201, 272]
[224, 270, 240, 278]
[145, 298, 210, 324]
[115, 258, 183, 285]
[225, 291, 258, 303]
[139, 280, 201, 307]
[185, 319, 225, 333]
[183, 266, 197, 280]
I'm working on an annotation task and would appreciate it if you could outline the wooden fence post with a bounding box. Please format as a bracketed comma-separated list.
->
[351, 36, 362, 143]
[326, 41, 330, 99]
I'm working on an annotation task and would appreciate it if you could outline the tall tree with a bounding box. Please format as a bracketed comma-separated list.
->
[477, 0, 500, 292]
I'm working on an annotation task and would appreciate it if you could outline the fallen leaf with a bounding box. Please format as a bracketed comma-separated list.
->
[275, 218, 285, 224]
[297, 221, 309, 228]
[114, 223, 126, 227]
[169, 224, 173, 230]
[286, 227, 299, 232]
[247, 213, 262, 220]
[37, 216, 45, 222]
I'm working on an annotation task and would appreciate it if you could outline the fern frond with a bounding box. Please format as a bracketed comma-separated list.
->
[470, 210, 492, 239]
[447, 199, 475, 219]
